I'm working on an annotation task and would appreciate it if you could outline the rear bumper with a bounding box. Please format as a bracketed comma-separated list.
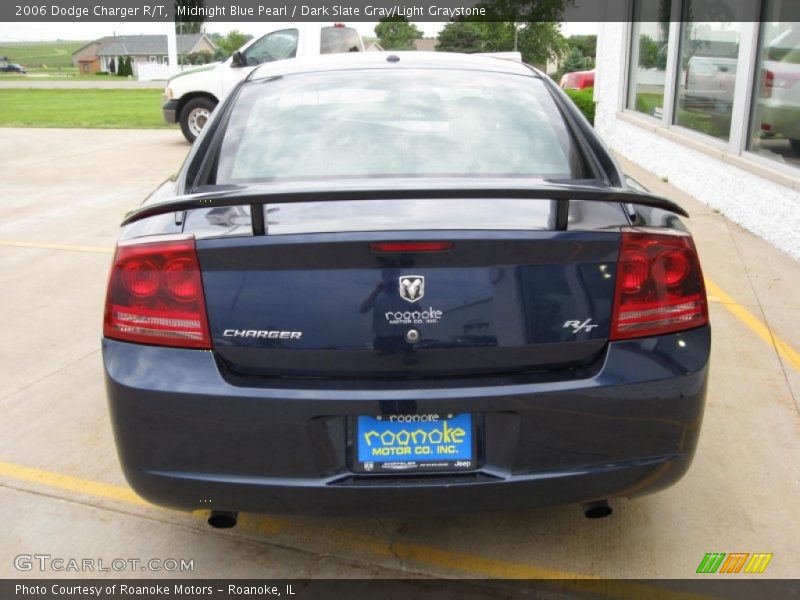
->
[162, 99, 180, 124]
[755, 100, 800, 139]
[103, 326, 710, 516]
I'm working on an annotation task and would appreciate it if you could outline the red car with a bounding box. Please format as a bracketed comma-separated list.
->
[560, 69, 595, 90]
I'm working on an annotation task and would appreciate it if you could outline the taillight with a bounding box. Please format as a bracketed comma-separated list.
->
[761, 69, 774, 99]
[104, 237, 211, 349]
[611, 230, 708, 340]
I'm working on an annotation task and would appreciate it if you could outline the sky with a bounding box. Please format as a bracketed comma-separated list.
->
[0, 20, 598, 42]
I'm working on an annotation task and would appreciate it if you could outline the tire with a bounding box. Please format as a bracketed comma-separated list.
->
[790, 139, 800, 154]
[179, 97, 217, 143]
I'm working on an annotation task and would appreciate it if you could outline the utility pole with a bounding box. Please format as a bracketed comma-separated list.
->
[167, 20, 178, 74]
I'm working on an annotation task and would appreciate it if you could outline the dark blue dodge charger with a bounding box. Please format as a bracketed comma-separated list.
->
[103, 52, 710, 525]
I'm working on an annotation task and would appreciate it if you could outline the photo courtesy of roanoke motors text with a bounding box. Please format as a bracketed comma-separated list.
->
[0, 0, 799, 598]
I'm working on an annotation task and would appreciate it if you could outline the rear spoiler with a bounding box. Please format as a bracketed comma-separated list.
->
[122, 180, 689, 231]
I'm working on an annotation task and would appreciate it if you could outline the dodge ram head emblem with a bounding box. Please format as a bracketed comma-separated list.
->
[399, 275, 425, 303]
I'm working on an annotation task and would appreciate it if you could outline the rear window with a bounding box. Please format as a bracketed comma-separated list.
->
[321, 26, 362, 54]
[215, 69, 585, 184]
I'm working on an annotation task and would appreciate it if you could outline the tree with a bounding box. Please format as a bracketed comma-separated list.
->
[464, 0, 569, 65]
[638, 34, 666, 70]
[562, 47, 588, 73]
[374, 17, 422, 50]
[174, 0, 206, 35]
[566, 35, 597, 60]
[216, 30, 252, 56]
[435, 20, 565, 66]
[474, 22, 516, 52]
[436, 22, 484, 54]
[108, 57, 116, 74]
[516, 22, 567, 66]
[118, 56, 133, 77]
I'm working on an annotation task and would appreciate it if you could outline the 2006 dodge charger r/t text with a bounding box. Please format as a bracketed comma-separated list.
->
[102, 52, 710, 523]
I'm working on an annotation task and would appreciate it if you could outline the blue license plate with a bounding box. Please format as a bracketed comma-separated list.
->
[354, 413, 474, 473]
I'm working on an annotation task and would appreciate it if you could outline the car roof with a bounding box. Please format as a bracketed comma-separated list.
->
[248, 51, 539, 81]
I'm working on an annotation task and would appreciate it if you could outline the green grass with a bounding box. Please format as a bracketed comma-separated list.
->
[675, 108, 731, 140]
[0, 89, 175, 129]
[0, 40, 88, 68]
[633, 92, 663, 116]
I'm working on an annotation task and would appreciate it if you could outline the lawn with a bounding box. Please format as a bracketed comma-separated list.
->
[0, 89, 175, 129]
[0, 40, 88, 68]
[675, 107, 731, 140]
[633, 92, 663, 117]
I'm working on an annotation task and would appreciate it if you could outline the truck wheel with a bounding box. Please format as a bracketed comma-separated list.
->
[180, 97, 217, 143]
[790, 139, 800, 154]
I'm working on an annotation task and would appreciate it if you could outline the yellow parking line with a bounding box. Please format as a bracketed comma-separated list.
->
[705, 278, 800, 373]
[392, 540, 589, 579]
[0, 240, 113, 254]
[0, 459, 723, 596]
[0, 460, 148, 507]
[0, 459, 587, 579]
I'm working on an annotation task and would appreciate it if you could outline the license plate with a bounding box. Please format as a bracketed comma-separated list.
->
[353, 413, 474, 473]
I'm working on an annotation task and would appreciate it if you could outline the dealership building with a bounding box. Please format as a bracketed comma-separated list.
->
[595, 0, 800, 258]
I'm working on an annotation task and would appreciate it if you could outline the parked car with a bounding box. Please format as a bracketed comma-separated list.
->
[105, 52, 710, 524]
[560, 68, 594, 90]
[683, 56, 737, 111]
[0, 63, 27, 74]
[163, 23, 363, 142]
[754, 27, 800, 153]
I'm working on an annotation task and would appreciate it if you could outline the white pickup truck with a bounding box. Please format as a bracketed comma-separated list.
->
[163, 23, 364, 142]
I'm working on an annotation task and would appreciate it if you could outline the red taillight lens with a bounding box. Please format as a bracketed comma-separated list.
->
[104, 237, 211, 349]
[761, 69, 774, 98]
[120, 258, 159, 297]
[163, 257, 200, 302]
[611, 230, 708, 340]
[620, 251, 650, 292]
[370, 242, 454, 253]
[654, 249, 690, 287]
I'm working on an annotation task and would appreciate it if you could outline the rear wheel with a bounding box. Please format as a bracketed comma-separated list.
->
[179, 97, 217, 143]
[789, 139, 800, 154]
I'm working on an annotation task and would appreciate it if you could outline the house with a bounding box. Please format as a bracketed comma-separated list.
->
[71, 33, 216, 74]
[414, 39, 438, 52]
[594, 2, 800, 259]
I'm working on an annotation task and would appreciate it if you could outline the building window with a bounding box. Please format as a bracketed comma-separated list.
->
[673, 1, 745, 141]
[627, 0, 673, 118]
[161, 56, 168, 64]
[747, 4, 800, 168]
[148, 56, 157, 63]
